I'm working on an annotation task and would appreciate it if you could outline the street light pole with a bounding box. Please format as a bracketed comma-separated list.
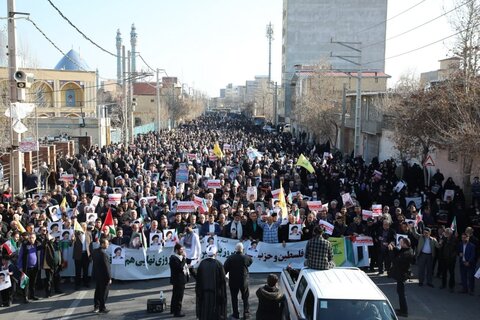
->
[156, 68, 160, 131]
[7, 0, 23, 195]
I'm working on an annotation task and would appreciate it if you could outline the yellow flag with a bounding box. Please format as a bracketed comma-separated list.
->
[296, 154, 315, 173]
[213, 142, 224, 159]
[278, 182, 288, 219]
[74, 219, 83, 233]
[60, 197, 67, 209]
[16, 220, 26, 233]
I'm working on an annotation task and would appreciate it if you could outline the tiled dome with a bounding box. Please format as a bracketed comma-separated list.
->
[54, 49, 90, 71]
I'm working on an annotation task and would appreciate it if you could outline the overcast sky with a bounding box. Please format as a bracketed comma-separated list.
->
[1, 0, 457, 96]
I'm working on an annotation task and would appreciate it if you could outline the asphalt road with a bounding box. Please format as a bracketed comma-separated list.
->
[1, 268, 479, 320]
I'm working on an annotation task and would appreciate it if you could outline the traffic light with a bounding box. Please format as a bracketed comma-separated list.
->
[14, 71, 34, 89]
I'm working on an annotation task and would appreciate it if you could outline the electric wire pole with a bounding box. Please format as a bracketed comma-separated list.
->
[7, 0, 23, 195]
[331, 39, 362, 157]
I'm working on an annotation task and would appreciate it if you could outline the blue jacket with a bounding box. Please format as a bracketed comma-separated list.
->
[458, 242, 476, 265]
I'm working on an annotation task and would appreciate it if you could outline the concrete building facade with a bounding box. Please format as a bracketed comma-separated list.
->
[282, 0, 388, 120]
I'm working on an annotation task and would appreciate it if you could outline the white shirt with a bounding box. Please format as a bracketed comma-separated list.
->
[462, 243, 467, 262]
[209, 223, 215, 234]
[80, 233, 87, 252]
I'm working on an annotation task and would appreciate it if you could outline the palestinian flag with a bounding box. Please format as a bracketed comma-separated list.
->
[20, 272, 29, 289]
[101, 208, 116, 237]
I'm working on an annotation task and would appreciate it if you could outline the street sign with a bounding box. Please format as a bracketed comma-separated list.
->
[423, 155, 435, 167]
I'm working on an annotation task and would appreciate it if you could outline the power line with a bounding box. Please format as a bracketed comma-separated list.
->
[363, 27, 469, 66]
[356, 0, 428, 34]
[26, 18, 90, 72]
[46, 0, 117, 57]
[362, 0, 474, 49]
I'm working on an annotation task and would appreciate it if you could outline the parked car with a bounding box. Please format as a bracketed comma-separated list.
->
[279, 267, 397, 320]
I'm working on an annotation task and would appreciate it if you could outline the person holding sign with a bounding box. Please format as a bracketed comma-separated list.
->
[305, 226, 333, 270]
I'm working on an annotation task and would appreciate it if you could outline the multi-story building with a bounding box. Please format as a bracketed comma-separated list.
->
[282, 0, 388, 121]
[0, 49, 110, 148]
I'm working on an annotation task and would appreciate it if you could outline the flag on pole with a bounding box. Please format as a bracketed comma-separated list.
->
[141, 226, 149, 269]
[74, 219, 83, 233]
[278, 182, 288, 219]
[450, 216, 457, 232]
[20, 272, 29, 289]
[296, 154, 315, 173]
[101, 208, 116, 237]
[415, 209, 423, 226]
[15, 221, 26, 233]
[1, 239, 17, 255]
[213, 142, 224, 159]
[60, 197, 68, 209]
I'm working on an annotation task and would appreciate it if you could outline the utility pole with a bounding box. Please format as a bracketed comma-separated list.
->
[340, 83, 347, 153]
[7, 0, 23, 195]
[266, 22, 274, 83]
[156, 68, 160, 131]
[331, 39, 362, 157]
[273, 81, 278, 126]
[122, 45, 128, 146]
[127, 50, 134, 143]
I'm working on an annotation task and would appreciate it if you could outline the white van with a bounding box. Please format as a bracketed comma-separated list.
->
[279, 267, 398, 320]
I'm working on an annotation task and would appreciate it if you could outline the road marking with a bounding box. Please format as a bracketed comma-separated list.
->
[60, 290, 87, 320]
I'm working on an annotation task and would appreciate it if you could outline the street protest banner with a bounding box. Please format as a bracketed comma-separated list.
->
[247, 186, 257, 201]
[59, 173, 74, 182]
[307, 201, 322, 212]
[342, 193, 354, 208]
[319, 220, 334, 235]
[405, 197, 422, 209]
[271, 188, 281, 199]
[362, 210, 373, 221]
[372, 204, 382, 217]
[176, 201, 196, 213]
[207, 179, 221, 189]
[176, 163, 189, 183]
[58, 236, 365, 280]
[108, 194, 122, 205]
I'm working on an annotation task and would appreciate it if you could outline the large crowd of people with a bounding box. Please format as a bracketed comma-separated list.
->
[0, 113, 479, 317]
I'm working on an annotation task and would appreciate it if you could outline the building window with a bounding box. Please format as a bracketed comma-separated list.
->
[151, 99, 154, 103]
[66, 89, 76, 107]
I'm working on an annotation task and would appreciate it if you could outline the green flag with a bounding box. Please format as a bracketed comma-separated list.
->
[296, 154, 315, 173]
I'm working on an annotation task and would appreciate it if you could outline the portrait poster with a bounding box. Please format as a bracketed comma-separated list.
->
[288, 224, 302, 241]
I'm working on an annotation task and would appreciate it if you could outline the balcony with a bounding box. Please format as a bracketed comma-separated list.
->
[344, 117, 382, 135]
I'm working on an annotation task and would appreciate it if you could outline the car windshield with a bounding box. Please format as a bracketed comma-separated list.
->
[316, 300, 396, 320]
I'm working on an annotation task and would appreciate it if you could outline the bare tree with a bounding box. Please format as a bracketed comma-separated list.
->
[293, 63, 341, 144]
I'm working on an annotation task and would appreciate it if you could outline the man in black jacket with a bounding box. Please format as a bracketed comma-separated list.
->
[92, 238, 111, 314]
[224, 242, 253, 320]
[169, 243, 188, 318]
[389, 237, 414, 318]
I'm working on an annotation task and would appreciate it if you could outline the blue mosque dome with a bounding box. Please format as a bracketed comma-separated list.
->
[54, 49, 90, 71]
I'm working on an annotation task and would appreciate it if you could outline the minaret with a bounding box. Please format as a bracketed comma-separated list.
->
[130, 24, 137, 80]
[116, 29, 122, 85]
